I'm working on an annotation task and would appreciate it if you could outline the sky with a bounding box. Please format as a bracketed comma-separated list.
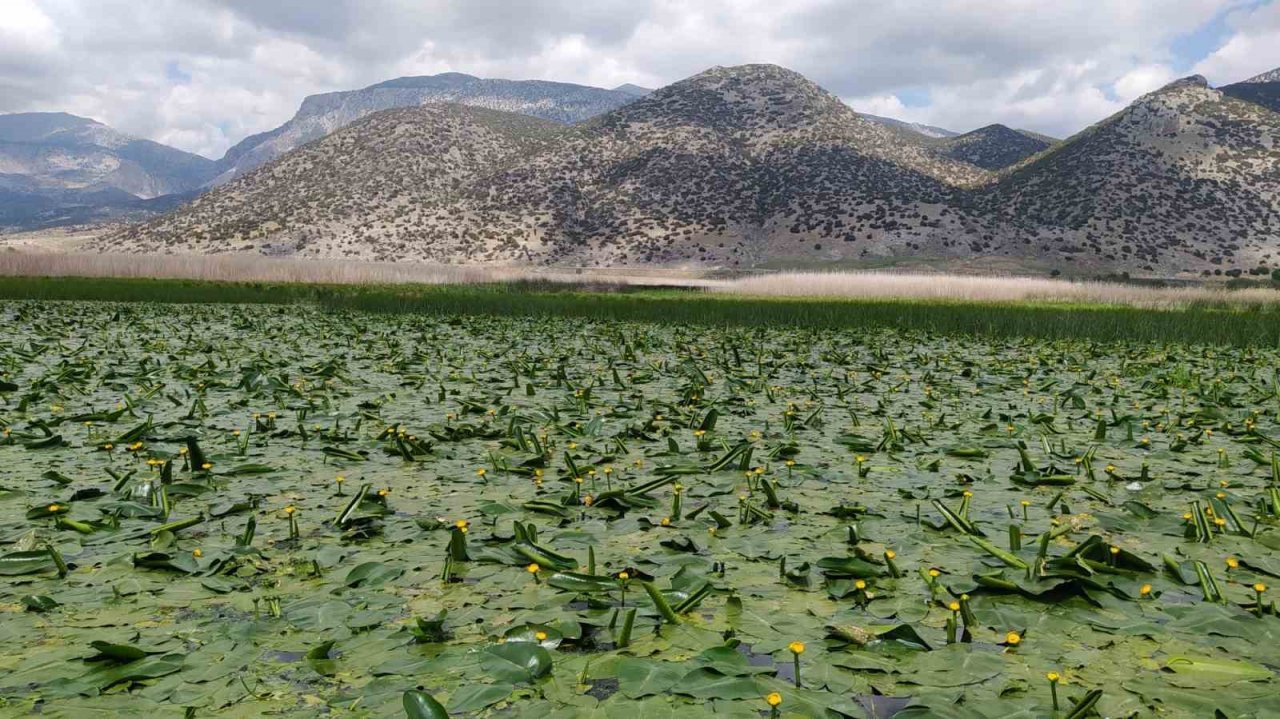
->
[2, 0, 1279, 159]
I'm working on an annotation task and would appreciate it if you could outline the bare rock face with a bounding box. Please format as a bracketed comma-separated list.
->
[210, 73, 641, 184]
[0, 112, 216, 229]
[95, 65, 1280, 276]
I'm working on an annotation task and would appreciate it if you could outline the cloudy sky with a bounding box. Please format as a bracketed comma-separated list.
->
[3, 0, 1279, 158]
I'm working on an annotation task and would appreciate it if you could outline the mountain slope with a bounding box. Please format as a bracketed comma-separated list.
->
[100, 64, 992, 265]
[0, 112, 216, 230]
[1219, 67, 1280, 114]
[95, 65, 1280, 276]
[935, 124, 1055, 170]
[99, 105, 561, 256]
[975, 75, 1280, 273]
[212, 73, 641, 184]
[861, 114, 958, 139]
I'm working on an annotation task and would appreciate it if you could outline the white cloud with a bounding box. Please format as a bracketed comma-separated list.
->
[1, 0, 1276, 157]
[1193, 2, 1280, 83]
[1114, 65, 1180, 100]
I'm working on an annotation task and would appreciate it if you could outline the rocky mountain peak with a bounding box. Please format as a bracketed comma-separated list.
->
[1239, 67, 1280, 84]
[608, 63, 848, 133]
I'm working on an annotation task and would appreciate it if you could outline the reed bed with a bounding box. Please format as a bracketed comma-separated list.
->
[0, 252, 722, 289]
[717, 271, 1280, 310]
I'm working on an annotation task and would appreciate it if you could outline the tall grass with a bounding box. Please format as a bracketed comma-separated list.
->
[1, 276, 1276, 347]
[719, 271, 1280, 310]
[0, 252, 720, 288]
[6, 253, 1280, 310]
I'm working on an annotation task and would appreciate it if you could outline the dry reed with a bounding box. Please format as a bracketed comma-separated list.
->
[716, 271, 1280, 309]
[3, 252, 1277, 310]
[0, 252, 721, 289]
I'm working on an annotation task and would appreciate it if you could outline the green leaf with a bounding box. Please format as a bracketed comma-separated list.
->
[479, 643, 553, 683]
[88, 641, 147, 663]
[20, 594, 59, 612]
[903, 646, 1005, 687]
[447, 683, 512, 713]
[1163, 655, 1272, 684]
[670, 668, 764, 700]
[306, 640, 337, 677]
[617, 658, 686, 699]
[344, 561, 404, 588]
[0, 550, 57, 576]
[816, 556, 883, 578]
[78, 653, 185, 692]
[403, 689, 449, 719]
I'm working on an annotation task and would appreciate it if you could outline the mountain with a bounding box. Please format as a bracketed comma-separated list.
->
[99, 105, 562, 257]
[0, 112, 216, 230]
[211, 73, 642, 184]
[613, 84, 653, 97]
[98, 64, 990, 265]
[861, 114, 958, 139]
[973, 75, 1280, 274]
[935, 124, 1055, 170]
[95, 64, 1280, 276]
[1219, 67, 1280, 114]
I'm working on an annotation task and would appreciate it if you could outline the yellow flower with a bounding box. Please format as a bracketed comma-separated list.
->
[855, 455, 866, 463]
[1256, 583, 1268, 593]
[885, 550, 896, 559]
[1140, 584, 1152, 596]
[854, 580, 867, 590]
[660, 517, 671, 526]
[47, 503, 61, 513]
[192, 548, 203, 558]
[527, 563, 540, 573]
[618, 571, 630, 581]
[766, 692, 783, 707]
[534, 631, 548, 641]
[476, 468, 487, 477]
[1005, 631, 1021, 646]
[283, 506, 295, 515]
[336, 475, 345, 484]
[929, 569, 941, 578]
[788, 641, 805, 655]
[1227, 557, 1239, 569]
[455, 519, 469, 530]
[201, 462, 213, 470]
[378, 488, 389, 497]
[1046, 672, 1061, 683]
[948, 601, 960, 612]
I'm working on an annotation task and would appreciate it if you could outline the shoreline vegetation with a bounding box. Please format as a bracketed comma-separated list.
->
[2, 252, 1279, 346]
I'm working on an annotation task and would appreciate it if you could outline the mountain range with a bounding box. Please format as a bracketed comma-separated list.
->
[0, 112, 215, 228]
[209, 73, 648, 184]
[6, 62, 1280, 277]
[90, 63, 1280, 276]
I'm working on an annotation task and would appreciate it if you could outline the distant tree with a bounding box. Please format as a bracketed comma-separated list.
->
[1272, 267, 1280, 284]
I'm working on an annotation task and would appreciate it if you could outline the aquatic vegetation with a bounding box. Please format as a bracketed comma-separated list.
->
[1, 300, 1278, 718]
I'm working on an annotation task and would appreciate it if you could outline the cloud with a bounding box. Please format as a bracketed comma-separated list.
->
[1, 0, 1276, 157]
[1193, 2, 1280, 83]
